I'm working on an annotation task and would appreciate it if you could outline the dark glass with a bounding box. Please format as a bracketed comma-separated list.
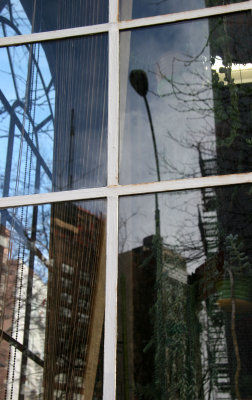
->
[120, 0, 248, 20]
[0, 0, 108, 37]
[117, 184, 252, 399]
[119, 12, 252, 184]
[0, 34, 108, 196]
[0, 199, 106, 398]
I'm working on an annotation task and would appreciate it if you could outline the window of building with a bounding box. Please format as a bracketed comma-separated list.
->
[0, 1, 252, 399]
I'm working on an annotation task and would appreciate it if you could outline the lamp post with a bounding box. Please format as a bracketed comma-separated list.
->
[129, 69, 161, 237]
[129, 69, 166, 397]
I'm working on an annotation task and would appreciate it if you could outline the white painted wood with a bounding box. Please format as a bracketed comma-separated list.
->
[0, 2, 251, 47]
[115, 172, 252, 196]
[109, 0, 119, 22]
[103, 196, 118, 400]
[0, 23, 109, 47]
[0, 188, 106, 208]
[107, 27, 119, 186]
[103, 2, 120, 399]
[0, 172, 252, 209]
[119, 1, 252, 30]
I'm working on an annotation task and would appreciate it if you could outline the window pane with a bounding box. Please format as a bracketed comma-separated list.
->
[120, 0, 248, 20]
[117, 184, 252, 399]
[0, 199, 106, 399]
[0, 0, 108, 37]
[119, 12, 252, 184]
[0, 34, 108, 197]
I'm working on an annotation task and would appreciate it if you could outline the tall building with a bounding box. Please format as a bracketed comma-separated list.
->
[117, 236, 194, 399]
[0, 225, 47, 399]
[44, 203, 105, 399]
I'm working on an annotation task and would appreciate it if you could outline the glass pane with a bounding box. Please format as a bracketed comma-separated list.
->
[120, 0, 248, 20]
[117, 184, 252, 399]
[0, 0, 108, 37]
[119, 12, 252, 184]
[0, 34, 108, 197]
[0, 199, 106, 399]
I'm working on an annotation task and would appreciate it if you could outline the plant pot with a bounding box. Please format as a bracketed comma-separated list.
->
[216, 279, 252, 313]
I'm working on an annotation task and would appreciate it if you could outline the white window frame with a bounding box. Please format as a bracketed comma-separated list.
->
[0, 1, 252, 399]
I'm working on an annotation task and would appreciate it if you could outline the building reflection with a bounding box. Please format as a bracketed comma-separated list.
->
[0, 2, 108, 398]
[0, 225, 46, 399]
[0, 202, 106, 399]
[45, 203, 106, 399]
[118, 236, 193, 398]
[118, 198, 252, 399]
[118, 11, 252, 399]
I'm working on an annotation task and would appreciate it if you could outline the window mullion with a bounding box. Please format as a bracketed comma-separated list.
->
[0, 23, 109, 47]
[1, 172, 252, 209]
[118, 0, 252, 30]
[103, 195, 119, 400]
[103, 1, 119, 399]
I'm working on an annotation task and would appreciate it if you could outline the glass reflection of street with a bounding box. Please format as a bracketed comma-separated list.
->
[120, 13, 252, 185]
[118, 10, 252, 400]
[118, 185, 252, 400]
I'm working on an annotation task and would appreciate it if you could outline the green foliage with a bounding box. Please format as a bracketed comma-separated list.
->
[137, 240, 201, 399]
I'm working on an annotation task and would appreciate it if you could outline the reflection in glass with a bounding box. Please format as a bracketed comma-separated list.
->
[117, 184, 252, 399]
[120, 0, 248, 20]
[0, 34, 108, 197]
[0, 0, 108, 37]
[0, 199, 106, 399]
[120, 12, 252, 184]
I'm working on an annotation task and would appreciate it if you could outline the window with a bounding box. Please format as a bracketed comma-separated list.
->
[0, 1, 252, 399]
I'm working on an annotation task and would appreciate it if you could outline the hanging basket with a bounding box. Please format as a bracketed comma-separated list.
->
[216, 279, 252, 313]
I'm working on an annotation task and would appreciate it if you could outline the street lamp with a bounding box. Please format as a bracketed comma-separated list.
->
[129, 69, 166, 394]
[129, 69, 161, 236]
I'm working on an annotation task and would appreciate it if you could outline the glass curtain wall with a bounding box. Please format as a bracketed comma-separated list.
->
[0, 1, 251, 400]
